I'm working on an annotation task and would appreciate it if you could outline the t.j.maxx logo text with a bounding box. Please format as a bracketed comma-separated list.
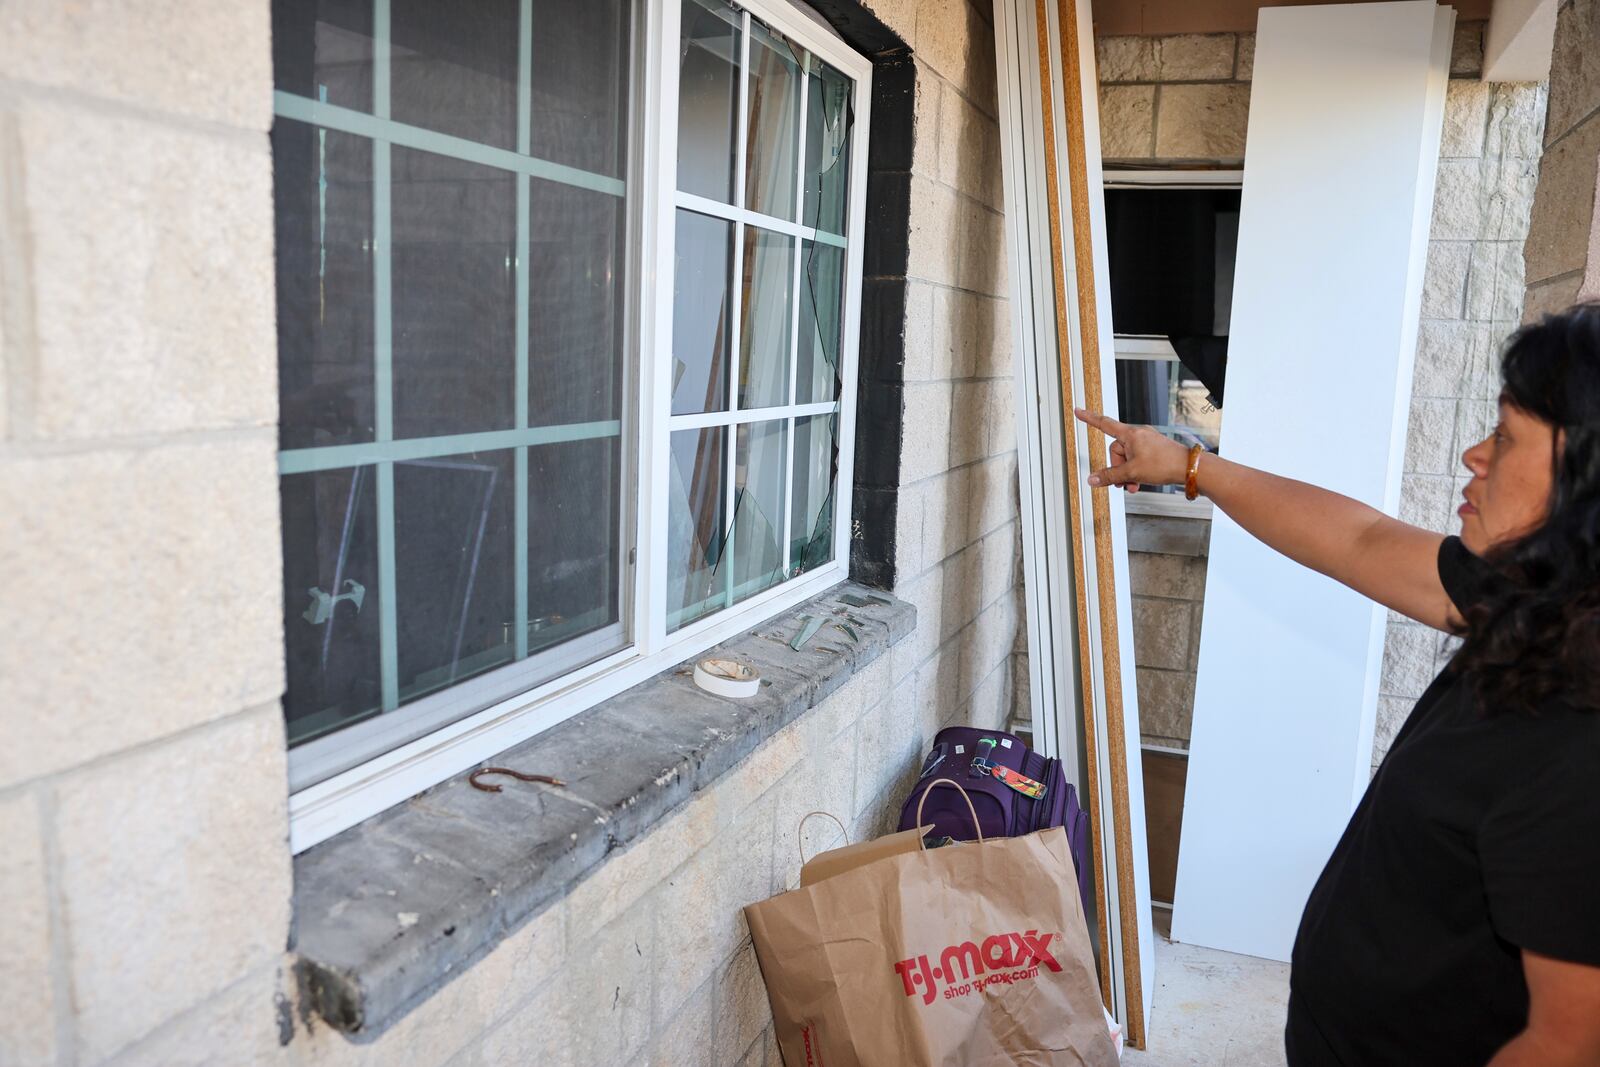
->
[893, 930, 1061, 1005]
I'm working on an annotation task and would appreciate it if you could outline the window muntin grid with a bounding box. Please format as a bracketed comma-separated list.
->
[274, 0, 635, 786]
[668, 0, 852, 631]
[273, 0, 866, 843]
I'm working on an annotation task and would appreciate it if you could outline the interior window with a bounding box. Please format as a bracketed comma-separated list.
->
[1104, 184, 1239, 491]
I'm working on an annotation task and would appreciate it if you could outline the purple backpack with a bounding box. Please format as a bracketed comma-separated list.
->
[897, 726, 1093, 908]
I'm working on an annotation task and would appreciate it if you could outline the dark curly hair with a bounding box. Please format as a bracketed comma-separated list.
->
[1453, 303, 1600, 714]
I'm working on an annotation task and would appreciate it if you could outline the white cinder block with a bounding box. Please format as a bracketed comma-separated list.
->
[18, 102, 278, 441]
[916, 0, 977, 87]
[1420, 240, 1471, 319]
[907, 176, 961, 288]
[912, 70, 941, 177]
[1099, 85, 1156, 159]
[902, 282, 937, 382]
[0, 791, 54, 1067]
[1096, 37, 1160, 83]
[650, 976, 715, 1067]
[475, 903, 654, 1067]
[109, 965, 285, 1067]
[957, 200, 1008, 298]
[1466, 241, 1527, 323]
[1484, 84, 1547, 162]
[940, 544, 984, 641]
[900, 382, 954, 483]
[1157, 35, 1237, 81]
[919, 463, 969, 569]
[893, 564, 945, 673]
[1379, 622, 1439, 700]
[1411, 319, 1479, 397]
[1403, 397, 1458, 477]
[1439, 81, 1491, 159]
[650, 790, 777, 1023]
[55, 710, 289, 1064]
[0, 0, 272, 129]
[1430, 158, 1489, 240]
[564, 789, 720, 948]
[947, 380, 989, 468]
[0, 435, 284, 788]
[894, 479, 927, 579]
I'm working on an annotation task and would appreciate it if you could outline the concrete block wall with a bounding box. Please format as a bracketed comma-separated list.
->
[1096, 31, 1253, 165]
[879, 0, 1025, 744]
[1524, 0, 1600, 317]
[1090, 24, 1548, 765]
[0, 4, 293, 1066]
[1379, 31, 1547, 767]
[1127, 535, 1207, 749]
[0, 1, 1020, 1064]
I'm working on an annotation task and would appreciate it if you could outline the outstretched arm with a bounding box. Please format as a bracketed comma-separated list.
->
[1073, 408, 1455, 631]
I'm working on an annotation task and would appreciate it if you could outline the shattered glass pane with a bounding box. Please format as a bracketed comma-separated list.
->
[796, 240, 843, 404]
[668, 427, 729, 629]
[677, 0, 742, 204]
[733, 420, 788, 602]
[745, 19, 801, 220]
[790, 414, 837, 574]
[673, 210, 735, 414]
[738, 227, 794, 410]
[803, 55, 852, 236]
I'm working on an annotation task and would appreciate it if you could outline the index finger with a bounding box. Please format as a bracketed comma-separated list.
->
[1073, 407, 1131, 438]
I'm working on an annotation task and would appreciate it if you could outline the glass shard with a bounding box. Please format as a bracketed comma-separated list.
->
[803, 55, 852, 236]
[673, 210, 735, 414]
[791, 413, 837, 574]
[796, 240, 843, 405]
[732, 420, 788, 602]
[745, 20, 801, 220]
[677, 0, 742, 203]
[738, 227, 795, 410]
[668, 427, 729, 628]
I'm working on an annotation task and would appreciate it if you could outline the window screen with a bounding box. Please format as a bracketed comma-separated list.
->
[272, 0, 634, 783]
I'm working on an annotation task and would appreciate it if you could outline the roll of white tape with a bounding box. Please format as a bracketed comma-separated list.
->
[693, 658, 761, 699]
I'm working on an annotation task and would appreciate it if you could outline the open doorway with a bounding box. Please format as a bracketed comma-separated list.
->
[1102, 169, 1241, 909]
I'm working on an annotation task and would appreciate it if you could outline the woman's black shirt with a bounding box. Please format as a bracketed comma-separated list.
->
[1286, 536, 1600, 1065]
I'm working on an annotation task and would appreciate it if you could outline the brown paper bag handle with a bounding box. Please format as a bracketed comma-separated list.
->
[914, 778, 985, 848]
[796, 810, 851, 865]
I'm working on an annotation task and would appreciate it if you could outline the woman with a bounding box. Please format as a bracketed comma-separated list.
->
[1075, 305, 1600, 1066]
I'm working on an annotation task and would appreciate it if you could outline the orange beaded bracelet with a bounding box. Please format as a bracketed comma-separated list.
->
[1184, 444, 1204, 501]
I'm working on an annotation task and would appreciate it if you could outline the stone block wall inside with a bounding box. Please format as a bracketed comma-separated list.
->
[1524, 0, 1600, 317]
[1092, 23, 1548, 766]
[0, 1, 1021, 1064]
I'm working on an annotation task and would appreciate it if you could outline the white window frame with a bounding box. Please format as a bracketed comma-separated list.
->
[1103, 169, 1240, 520]
[284, 0, 873, 853]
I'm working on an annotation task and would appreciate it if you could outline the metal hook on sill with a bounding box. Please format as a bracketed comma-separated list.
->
[469, 767, 567, 793]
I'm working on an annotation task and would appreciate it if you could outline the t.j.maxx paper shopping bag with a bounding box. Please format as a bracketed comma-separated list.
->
[745, 780, 1117, 1066]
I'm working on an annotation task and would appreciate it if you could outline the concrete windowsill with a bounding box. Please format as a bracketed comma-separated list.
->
[291, 581, 915, 1039]
[1126, 511, 1212, 558]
